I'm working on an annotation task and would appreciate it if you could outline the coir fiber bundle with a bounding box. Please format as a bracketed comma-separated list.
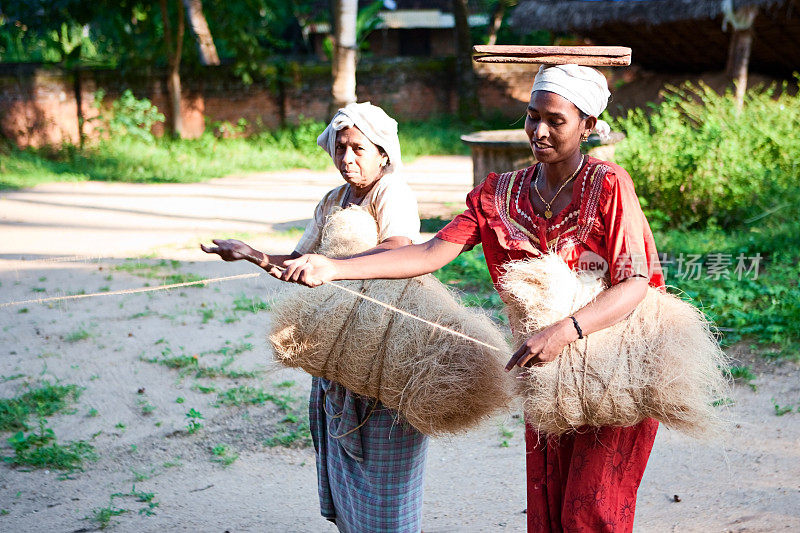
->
[500, 254, 730, 437]
[269, 207, 514, 435]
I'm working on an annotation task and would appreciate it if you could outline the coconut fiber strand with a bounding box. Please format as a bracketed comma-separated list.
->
[500, 254, 730, 437]
[269, 206, 514, 435]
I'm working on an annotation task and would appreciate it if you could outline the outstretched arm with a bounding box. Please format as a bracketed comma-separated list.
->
[506, 276, 648, 369]
[278, 237, 467, 286]
[200, 239, 299, 277]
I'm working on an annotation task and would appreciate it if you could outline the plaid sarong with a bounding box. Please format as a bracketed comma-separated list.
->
[310, 377, 428, 532]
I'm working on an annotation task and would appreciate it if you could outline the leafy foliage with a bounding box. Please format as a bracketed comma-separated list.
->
[613, 79, 800, 230]
[91, 89, 165, 143]
[0, 382, 82, 432]
[4, 423, 97, 472]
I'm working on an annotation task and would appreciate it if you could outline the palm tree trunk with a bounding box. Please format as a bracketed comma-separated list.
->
[160, 0, 186, 137]
[182, 0, 219, 66]
[724, 5, 758, 110]
[331, 0, 357, 113]
[486, 1, 509, 46]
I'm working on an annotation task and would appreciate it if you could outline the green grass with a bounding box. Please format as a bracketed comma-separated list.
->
[232, 293, 271, 313]
[142, 342, 259, 379]
[4, 423, 97, 473]
[114, 259, 205, 288]
[210, 444, 239, 467]
[655, 219, 800, 358]
[87, 504, 128, 529]
[0, 382, 83, 432]
[64, 327, 92, 343]
[0, 115, 514, 190]
[216, 385, 312, 448]
[111, 485, 159, 516]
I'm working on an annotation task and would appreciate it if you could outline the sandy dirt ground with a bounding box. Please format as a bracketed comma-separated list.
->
[1, 155, 799, 532]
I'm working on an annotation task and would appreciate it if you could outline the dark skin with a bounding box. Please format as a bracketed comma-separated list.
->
[275, 90, 648, 369]
[201, 126, 411, 273]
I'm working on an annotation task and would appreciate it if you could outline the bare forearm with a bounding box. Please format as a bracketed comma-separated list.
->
[249, 251, 300, 271]
[566, 276, 649, 340]
[347, 236, 412, 259]
[507, 276, 649, 368]
[332, 238, 464, 280]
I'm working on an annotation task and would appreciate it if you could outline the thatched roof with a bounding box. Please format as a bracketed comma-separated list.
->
[510, 0, 800, 74]
[511, 0, 784, 31]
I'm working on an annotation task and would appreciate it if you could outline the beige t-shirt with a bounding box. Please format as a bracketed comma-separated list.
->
[294, 174, 421, 255]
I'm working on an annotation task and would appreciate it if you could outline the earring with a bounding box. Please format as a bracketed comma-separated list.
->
[581, 132, 589, 142]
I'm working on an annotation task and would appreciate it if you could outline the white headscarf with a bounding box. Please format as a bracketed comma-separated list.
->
[317, 102, 402, 175]
[531, 64, 611, 118]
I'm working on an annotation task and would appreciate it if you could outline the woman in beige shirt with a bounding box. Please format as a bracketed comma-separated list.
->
[202, 102, 427, 533]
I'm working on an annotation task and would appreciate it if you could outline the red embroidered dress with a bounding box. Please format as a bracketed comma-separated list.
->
[437, 157, 663, 532]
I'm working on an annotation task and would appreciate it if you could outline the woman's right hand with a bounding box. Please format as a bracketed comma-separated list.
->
[280, 254, 338, 287]
[200, 239, 257, 262]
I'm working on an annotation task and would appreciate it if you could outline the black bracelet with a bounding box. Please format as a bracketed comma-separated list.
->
[570, 315, 584, 339]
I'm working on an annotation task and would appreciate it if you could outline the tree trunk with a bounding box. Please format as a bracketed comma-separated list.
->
[160, 0, 186, 137]
[486, 1, 507, 46]
[453, 0, 480, 119]
[724, 6, 757, 110]
[182, 0, 219, 66]
[331, 0, 357, 114]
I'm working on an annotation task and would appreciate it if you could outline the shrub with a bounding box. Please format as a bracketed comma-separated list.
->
[91, 89, 165, 143]
[613, 78, 800, 229]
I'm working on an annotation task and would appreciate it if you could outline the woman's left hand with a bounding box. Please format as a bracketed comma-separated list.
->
[505, 318, 576, 370]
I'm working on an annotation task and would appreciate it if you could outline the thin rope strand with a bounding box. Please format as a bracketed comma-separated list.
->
[3, 248, 504, 353]
[252, 254, 503, 353]
[0, 273, 260, 309]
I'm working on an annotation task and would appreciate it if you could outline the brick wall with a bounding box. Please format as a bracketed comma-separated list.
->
[0, 59, 536, 148]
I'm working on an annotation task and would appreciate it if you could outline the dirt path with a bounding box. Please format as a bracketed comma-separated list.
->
[1, 156, 798, 532]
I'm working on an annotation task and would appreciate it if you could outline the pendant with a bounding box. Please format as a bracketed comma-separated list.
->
[544, 208, 552, 219]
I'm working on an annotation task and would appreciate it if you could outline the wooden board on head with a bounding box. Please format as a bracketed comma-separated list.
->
[473, 45, 632, 66]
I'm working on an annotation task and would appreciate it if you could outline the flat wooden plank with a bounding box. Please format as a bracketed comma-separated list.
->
[474, 55, 631, 66]
[472, 45, 631, 58]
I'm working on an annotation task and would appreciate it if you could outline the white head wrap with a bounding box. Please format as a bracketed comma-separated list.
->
[531, 64, 611, 118]
[317, 102, 402, 175]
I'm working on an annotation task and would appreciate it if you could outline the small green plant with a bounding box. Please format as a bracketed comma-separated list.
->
[264, 415, 311, 448]
[18, 307, 29, 314]
[130, 467, 154, 482]
[137, 399, 156, 415]
[232, 293, 270, 313]
[111, 485, 159, 516]
[65, 327, 91, 343]
[115, 422, 126, 431]
[87, 503, 128, 529]
[185, 408, 204, 434]
[87, 407, 99, 417]
[772, 399, 796, 416]
[200, 308, 215, 324]
[4, 422, 97, 473]
[162, 458, 183, 469]
[725, 365, 758, 391]
[211, 444, 239, 467]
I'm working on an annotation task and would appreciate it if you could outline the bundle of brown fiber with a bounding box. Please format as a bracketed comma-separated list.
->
[500, 254, 730, 437]
[269, 206, 514, 435]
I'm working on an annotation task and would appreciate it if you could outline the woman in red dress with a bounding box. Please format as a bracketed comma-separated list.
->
[279, 64, 664, 532]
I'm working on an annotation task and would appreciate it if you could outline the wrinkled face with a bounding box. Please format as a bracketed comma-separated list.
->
[524, 90, 593, 164]
[334, 126, 388, 194]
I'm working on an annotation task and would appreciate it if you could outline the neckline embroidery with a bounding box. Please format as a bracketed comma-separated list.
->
[494, 160, 609, 254]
